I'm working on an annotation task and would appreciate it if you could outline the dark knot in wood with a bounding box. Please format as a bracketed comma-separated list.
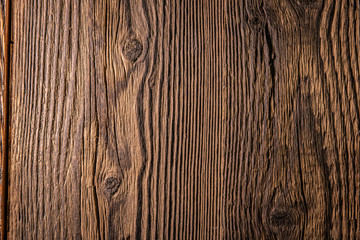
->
[248, 16, 264, 29]
[103, 176, 120, 197]
[269, 210, 293, 227]
[122, 38, 143, 62]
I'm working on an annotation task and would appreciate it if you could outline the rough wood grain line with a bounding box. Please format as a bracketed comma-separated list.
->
[8, 0, 360, 239]
[0, 0, 4, 232]
[0, 0, 9, 237]
[0, 0, 4, 141]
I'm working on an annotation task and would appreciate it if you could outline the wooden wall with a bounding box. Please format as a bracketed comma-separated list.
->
[3, 0, 360, 239]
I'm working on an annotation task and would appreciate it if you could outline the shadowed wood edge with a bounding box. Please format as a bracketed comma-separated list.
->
[1, 0, 10, 238]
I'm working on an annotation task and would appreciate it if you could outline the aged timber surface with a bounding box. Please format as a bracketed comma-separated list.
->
[8, 0, 360, 239]
[0, 0, 5, 231]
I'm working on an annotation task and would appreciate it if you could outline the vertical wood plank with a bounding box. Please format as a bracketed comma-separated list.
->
[0, 0, 5, 232]
[222, 0, 360, 239]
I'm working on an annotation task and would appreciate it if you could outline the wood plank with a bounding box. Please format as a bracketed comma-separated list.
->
[8, 0, 360, 239]
[222, 0, 360, 238]
[0, 0, 5, 235]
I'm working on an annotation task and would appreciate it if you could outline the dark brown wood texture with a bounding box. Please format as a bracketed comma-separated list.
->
[0, 0, 5, 234]
[7, 0, 360, 239]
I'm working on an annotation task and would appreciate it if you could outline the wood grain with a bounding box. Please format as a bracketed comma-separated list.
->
[0, 0, 5, 226]
[0, 0, 7, 237]
[8, 0, 360, 239]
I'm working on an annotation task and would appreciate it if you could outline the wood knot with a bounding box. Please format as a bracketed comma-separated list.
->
[245, 1, 266, 29]
[122, 38, 143, 62]
[248, 15, 264, 29]
[269, 210, 293, 227]
[103, 176, 120, 197]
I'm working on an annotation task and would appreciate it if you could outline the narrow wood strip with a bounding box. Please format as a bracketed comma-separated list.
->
[1, 0, 10, 238]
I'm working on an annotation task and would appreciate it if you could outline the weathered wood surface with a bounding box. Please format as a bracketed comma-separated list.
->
[0, 0, 5, 232]
[8, 0, 360, 239]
